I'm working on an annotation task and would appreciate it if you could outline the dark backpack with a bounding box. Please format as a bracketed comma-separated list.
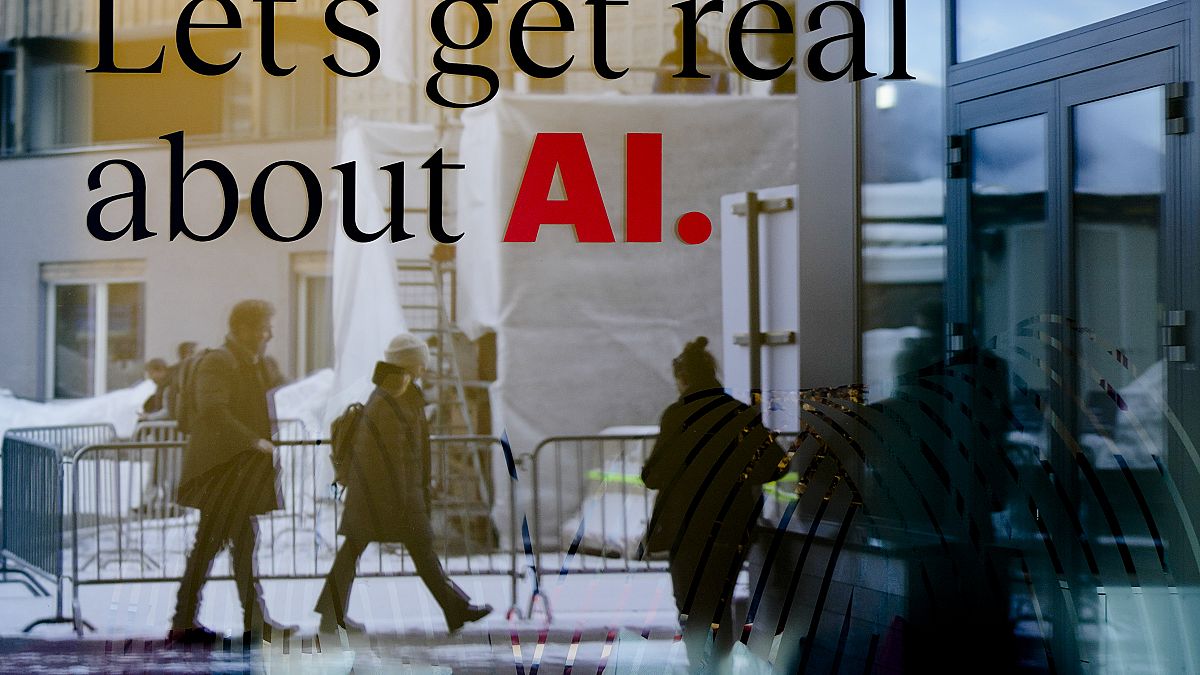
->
[329, 402, 365, 486]
[171, 349, 213, 435]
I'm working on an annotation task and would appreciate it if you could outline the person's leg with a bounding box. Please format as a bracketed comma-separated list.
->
[673, 544, 744, 674]
[315, 536, 368, 625]
[402, 520, 471, 615]
[171, 509, 224, 629]
[669, 555, 714, 672]
[708, 543, 745, 671]
[229, 516, 269, 632]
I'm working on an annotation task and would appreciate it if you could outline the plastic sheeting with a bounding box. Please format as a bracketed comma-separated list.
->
[324, 120, 436, 427]
[456, 94, 799, 541]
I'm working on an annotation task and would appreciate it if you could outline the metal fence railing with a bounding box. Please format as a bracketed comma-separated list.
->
[6, 423, 119, 453]
[62, 435, 518, 634]
[4, 425, 707, 636]
[0, 434, 93, 633]
[2, 426, 117, 632]
[522, 432, 806, 619]
[524, 434, 663, 620]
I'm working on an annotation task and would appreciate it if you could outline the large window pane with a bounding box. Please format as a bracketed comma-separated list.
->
[304, 276, 333, 374]
[971, 115, 1048, 455]
[1074, 88, 1165, 468]
[53, 284, 95, 399]
[956, 0, 1160, 62]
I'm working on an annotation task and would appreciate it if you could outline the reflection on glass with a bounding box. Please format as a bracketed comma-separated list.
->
[107, 283, 144, 391]
[54, 284, 95, 399]
[1074, 88, 1164, 468]
[859, 0, 947, 400]
[971, 115, 1048, 457]
[957, 0, 1158, 62]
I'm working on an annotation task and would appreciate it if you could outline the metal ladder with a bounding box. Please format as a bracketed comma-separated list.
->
[396, 250, 496, 549]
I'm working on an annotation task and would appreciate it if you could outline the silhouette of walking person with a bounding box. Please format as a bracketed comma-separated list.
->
[168, 300, 295, 645]
[315, 333, 492, 635]
[642, 337, 787, 672]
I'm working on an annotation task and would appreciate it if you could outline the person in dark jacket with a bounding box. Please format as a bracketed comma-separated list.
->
[139, 358, 171, 420]
[169, 300, 294, 645]
[642, 337, 788, 673]
[314, 333, 492, 635]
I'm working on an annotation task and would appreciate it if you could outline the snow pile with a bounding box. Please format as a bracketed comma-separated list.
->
[0, 380, 154, 439]
[0, 368, 336, 444]
[272, 368, 335, 439]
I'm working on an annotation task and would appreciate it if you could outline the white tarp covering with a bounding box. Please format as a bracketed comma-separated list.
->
[325, 120, 438, 426]
[456, 94, 799, 541]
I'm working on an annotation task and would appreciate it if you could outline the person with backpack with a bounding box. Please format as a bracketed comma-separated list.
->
[168, 300, 296, 645]
[314, 333, 492, 635]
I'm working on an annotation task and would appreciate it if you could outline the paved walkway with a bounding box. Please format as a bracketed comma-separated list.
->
[0, 572, 714, 673]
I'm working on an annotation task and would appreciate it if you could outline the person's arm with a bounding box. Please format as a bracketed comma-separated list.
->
[641, 405, 682, 489]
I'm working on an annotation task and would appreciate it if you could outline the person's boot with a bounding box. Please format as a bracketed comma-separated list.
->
[445, 603, 492, 633]
[318, 612, 367, 635]
[167, 624, 219, 645]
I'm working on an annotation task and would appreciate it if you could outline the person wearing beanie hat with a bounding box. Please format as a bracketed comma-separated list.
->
[641, 337, 788, 673]
[315, 333, 491, 635]
[384, 333, 430, 374]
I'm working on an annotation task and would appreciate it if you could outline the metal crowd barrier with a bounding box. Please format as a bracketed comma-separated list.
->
[524, 434, 663, 619]
[523, 432, 804, 619]
[6, 423, 119, 453]
[0, 434, 94, 633]
[1, 425, 116, 632]
[64, 435, 519, 634]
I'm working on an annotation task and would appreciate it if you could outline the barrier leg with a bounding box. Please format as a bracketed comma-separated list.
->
[22, 577, 94, 635]
[0, 557, 51, 597]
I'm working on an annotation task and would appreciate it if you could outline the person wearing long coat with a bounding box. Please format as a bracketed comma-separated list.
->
[170, 300, 292, 644]
[315, 333, 491, 634]
[642, 337, 788, 673]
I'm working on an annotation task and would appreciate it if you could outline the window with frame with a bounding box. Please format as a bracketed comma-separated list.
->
[42, 261, 146, 399]
[293, 253, 333, 376]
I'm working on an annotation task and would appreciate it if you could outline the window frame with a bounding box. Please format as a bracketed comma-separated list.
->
[42, 260, 146, 400]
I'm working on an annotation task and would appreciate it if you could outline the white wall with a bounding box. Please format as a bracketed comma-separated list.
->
[0, 136, 342, 398]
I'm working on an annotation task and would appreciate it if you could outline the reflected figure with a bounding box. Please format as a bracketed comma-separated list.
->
[893, 299, 944, 392]
[653, 21, 731, 94]
[315, 333, 492, 635]
[642, 337, 787, 672]
[139, 358, 171, 421]
[169, 300, 295, 645]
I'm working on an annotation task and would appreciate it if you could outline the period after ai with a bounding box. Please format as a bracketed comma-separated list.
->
[84, 0, 914, 246]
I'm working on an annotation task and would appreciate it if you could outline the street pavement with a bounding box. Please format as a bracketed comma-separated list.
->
[0, 572, 733, 673]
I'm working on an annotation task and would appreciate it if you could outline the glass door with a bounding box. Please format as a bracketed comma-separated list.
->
[952, 49, 1190, 672]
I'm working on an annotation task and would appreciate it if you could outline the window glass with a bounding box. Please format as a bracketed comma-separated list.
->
[28, 58, 90, 151]
[50, 280, 145, 399]
[956, 0, 1160, 62]
[304, 275, 333, 374]
[53, 284, 95, 399]
[106, 282, 145, 391]
[1, 54, 15, 154]
[860, 0, 946, 402]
